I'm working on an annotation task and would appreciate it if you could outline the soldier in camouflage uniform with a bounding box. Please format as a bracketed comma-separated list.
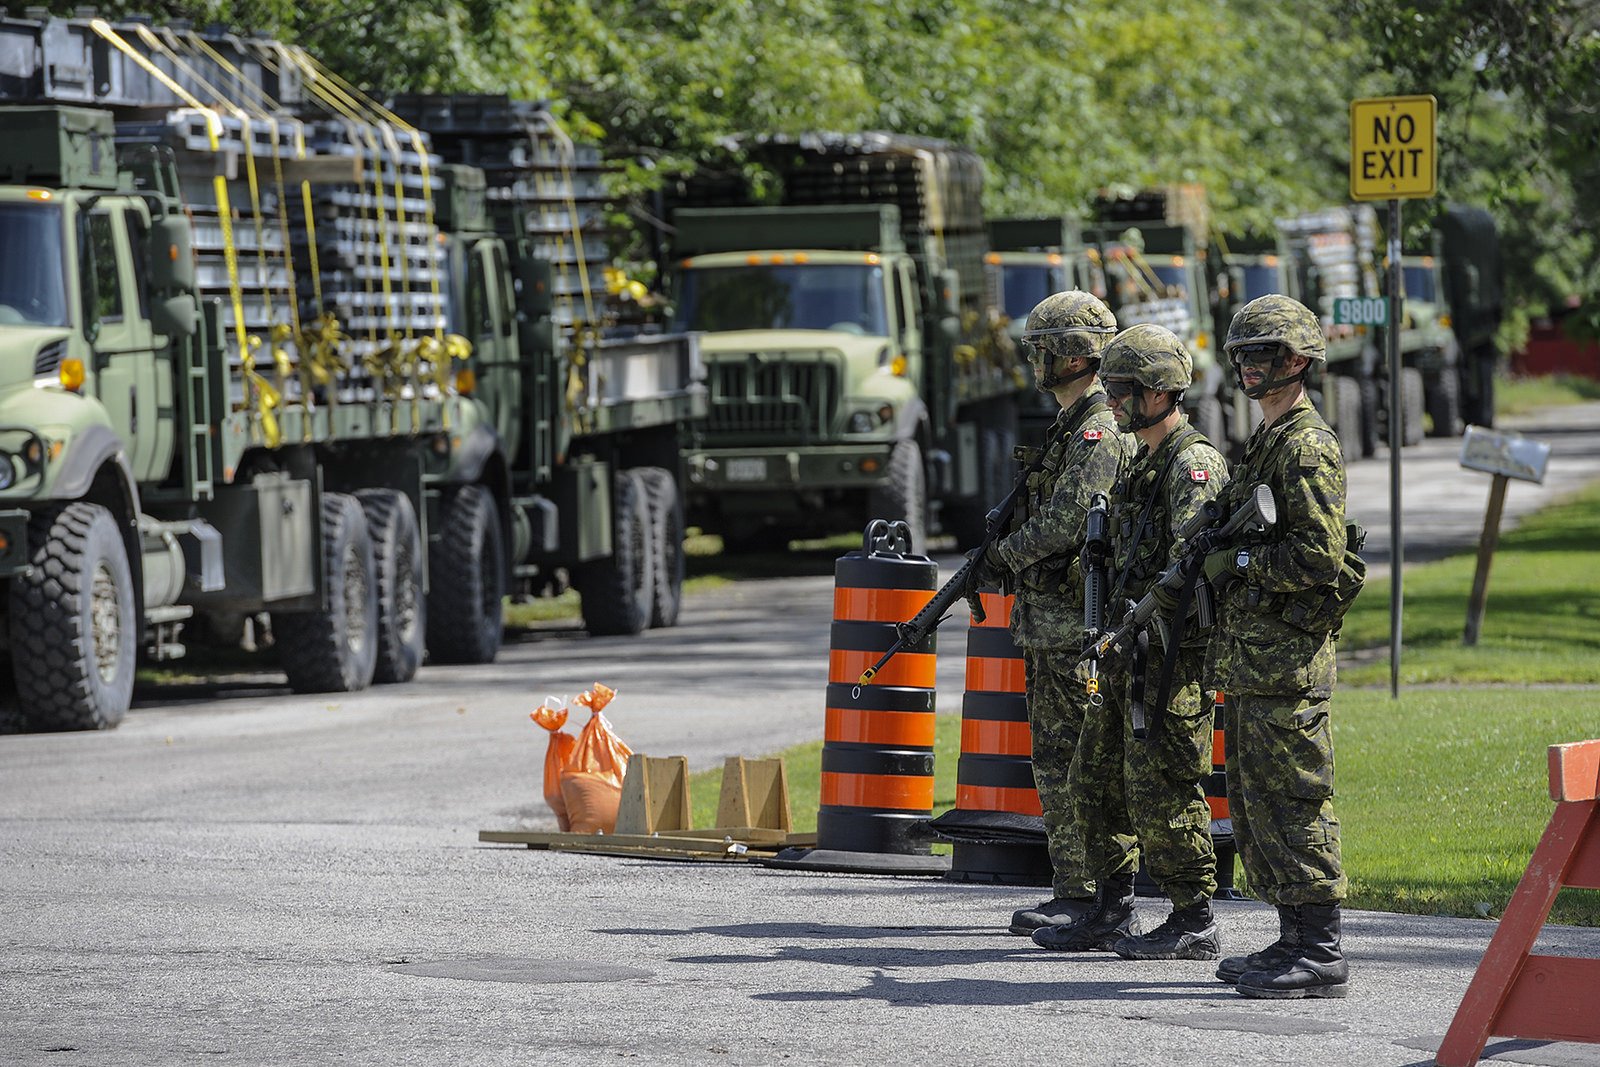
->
[1204, 295, 1352, 998]
[976, 291, 1137, 935]
[1033, 324, 1229, 961]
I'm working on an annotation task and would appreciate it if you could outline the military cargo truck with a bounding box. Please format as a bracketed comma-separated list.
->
[1087, 187, 1229, 446]
[984, 216, 1102, 447]
[663, 133, 1025, 550]
[0, 17, 699, 732]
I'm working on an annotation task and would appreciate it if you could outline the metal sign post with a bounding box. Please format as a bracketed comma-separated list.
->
[1351, 94, 1438, 698]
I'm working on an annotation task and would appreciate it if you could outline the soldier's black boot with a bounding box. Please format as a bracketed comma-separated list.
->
[1112, 900, 1222, 961]
[1031, 874, 1141, 951]
[1236, 903, 1349, 999]
[1010, 896, 1098, 935]
[1216, 905, 1299, 983]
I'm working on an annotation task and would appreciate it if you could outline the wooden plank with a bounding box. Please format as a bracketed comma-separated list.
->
[479, 829, 755, 850]
[1549, 739, 1600, 802]
[1567, 811, 1600, 891]
[1495, 954, 1600, 1044]
[479, 830, 553, 848]
[548, 842, 751, 862]
[655, 826, 789, 847]
[1436, 800, 1597, 1066]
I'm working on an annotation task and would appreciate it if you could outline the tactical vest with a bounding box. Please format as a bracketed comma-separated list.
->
[1109, 423, 1207, 604]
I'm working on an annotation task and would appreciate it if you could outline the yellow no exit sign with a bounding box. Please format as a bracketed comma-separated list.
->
[1350, 95, 1437, 200]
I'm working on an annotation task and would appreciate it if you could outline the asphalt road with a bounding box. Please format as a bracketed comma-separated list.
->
[4, 404, 1600, 1065]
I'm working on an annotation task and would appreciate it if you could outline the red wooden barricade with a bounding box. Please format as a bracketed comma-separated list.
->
[1435, 738, 1600, 1066]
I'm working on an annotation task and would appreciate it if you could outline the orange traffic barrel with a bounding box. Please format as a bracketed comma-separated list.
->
[932, 587, 1052, 885]
[1210, 689, 1244, 899]
[816, 521, 940, 858]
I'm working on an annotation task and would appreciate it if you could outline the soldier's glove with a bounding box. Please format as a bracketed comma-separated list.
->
[1150, 580, 1180, 619]
[1203, 547, 1242, 593]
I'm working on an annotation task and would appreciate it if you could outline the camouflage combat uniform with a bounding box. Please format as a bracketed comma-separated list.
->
[992, 384, 1135, 899]
[1072, 416, 1229, 909]
[1206, 395, 1348, 907]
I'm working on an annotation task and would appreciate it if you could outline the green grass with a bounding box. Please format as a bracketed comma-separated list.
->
[501, 576, 730, 630]
[1496, 373, 1600, 416]
[684, 689, 1600, 925]
[1339, 481, 1600, 686]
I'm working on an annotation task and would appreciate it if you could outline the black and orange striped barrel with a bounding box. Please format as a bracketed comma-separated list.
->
[947, 587, 1052, 885]
[1210, 689, 1244, 899]
[817, 523, 939, 855]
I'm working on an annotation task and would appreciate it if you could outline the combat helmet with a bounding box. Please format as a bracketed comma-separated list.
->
[1224, 294, 1325, 399]
[1020, 290, 1117, 390]
[1099, 323, 1192, 432]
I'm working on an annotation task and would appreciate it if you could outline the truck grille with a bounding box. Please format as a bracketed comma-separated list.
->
[705, 357, 838, 441]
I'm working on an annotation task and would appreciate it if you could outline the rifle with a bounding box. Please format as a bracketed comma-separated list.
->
[1080, 483, 1278, 668]
[855, 436, 1057, 694]
[1081, 493, 1111, 707]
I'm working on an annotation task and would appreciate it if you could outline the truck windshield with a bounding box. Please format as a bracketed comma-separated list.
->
[1403, 265, 1436, 303]
[0, 203, 70, 328]
[673, 264, 888, 335]
[1238, 263, 1284, 302]
[999, 264, 1063, 321]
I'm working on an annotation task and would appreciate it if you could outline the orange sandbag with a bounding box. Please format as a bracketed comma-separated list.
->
[560, 684, 633, 834]
[530, 697, 576, 831]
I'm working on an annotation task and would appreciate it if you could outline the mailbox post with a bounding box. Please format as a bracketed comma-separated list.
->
[1459, 426, 1552, 645]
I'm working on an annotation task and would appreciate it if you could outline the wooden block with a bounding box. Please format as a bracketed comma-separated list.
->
[715, 757, 792, 832]
[1548, 739, 1600, 802]
[614, 755, 691, 836]
[655, 826, 789, 847]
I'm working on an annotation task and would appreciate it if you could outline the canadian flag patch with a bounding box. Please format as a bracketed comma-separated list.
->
[1082, 429, 1103, 441]
[1189, 469, 1210, 482]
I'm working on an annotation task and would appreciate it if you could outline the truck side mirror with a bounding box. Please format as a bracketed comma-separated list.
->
[150, 293, 198, 338]
[148, 215, 196, 293]
[515, 254, 554, 319]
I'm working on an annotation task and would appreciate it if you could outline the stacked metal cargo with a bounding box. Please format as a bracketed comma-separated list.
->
[386, 93, 612, 331]
[0, 13, 459, 415]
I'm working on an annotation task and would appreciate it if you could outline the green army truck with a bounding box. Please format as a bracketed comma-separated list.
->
[0, 33, 698, 732]
[1394, 205, 1504, 434]
[1087, 187, 1230, 446]
[664, 133, 1025, 551]
[984, 216, 1101, 447]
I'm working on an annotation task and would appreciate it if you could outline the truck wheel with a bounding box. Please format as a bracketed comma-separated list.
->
[1401, 367, 1427, 447]
[1358, 375, 1380, 457]
[1426, 364, 1464, 437]
[356, 489, 425, 683]
[635, 467, 685, 629]
[1191, 394, 1225, 447]
[426, 484, 505, 664]
[275, 493, 379, 693]
[8, 502, 137, 731]
[869, 439, 926, 554]
[576, 469, 655, 636]
[1332, 376, 1362, 462]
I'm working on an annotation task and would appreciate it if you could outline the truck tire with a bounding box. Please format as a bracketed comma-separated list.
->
[426, 484, 505, 664]
[869, 439, 926, 554]
[576, 468, 655, 636]
[275, 492, 379, 694]
[1191, 393, 1225, 447]
[356, 489, 425, 683]
[1426, 364, 1464, 437]
[1332, 376, 1362, 462]
[1464, 350, 1497, 428]
[636, 467, 684, 629]
[1401, 367, 1427, 447]
[1358, 374, 1380, 457]
[8, 502, 137, 731]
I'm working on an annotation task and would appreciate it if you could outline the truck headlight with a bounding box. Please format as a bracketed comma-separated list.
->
[0, 456, 15, 491]
[847, 412, 876, 434]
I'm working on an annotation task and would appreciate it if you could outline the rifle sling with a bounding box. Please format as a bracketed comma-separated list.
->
[1147, 554, 1204, 733]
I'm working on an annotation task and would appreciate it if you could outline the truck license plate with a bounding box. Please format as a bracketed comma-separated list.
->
[725, 458, 768, 482]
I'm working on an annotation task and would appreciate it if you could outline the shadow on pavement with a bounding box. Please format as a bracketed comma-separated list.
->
[749, 969, 1232, 1006]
